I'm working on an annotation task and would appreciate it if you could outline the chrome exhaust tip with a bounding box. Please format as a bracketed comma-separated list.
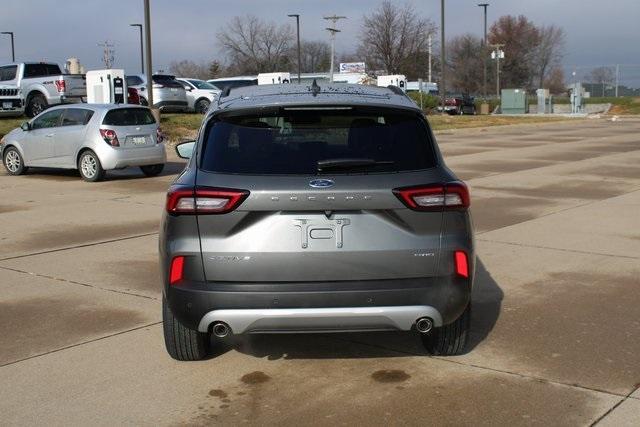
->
[415, 317, 433, 334]
[212, 322, 230, 338]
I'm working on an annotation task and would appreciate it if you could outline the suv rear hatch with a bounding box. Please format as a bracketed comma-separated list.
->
[100, 107, 158, 148]
[189, 107, 457, 283]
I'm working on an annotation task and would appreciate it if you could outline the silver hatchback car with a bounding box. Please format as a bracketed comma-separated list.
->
[1, 104, 166, 181]
[160, 83, 474, 361]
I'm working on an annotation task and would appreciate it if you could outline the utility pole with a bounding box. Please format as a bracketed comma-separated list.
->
[478, 3, 489, 97]
[1, 32, 14, 62]
[428, 34, 432, 83]
[98, 41, 115, 69]
[288, 14, 301, 83]
[615, 64, 619, 97]
[491, 44, 505, 99]
[143, 0, 154, 107]
[324, 15, 346, 83]
[130, 24, 144, 74]
[440, 0, 446, 112]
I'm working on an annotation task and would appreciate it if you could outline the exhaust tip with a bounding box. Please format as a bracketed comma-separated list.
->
[415, 317, 433, 334]
[212, 322, 230, 338]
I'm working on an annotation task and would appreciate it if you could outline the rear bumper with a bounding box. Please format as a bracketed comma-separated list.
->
[198, 306, 443, 334]
[98, 144, 167, 170]
[166, 276, 472, 333]
[155, 100, 187, 111]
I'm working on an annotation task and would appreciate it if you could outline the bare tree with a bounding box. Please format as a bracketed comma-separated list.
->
[544, 66, 566, 95]
[217, 15, 292, 75]
[359, 1, 437, 78]
[296, 40, 331, 73]
[489, 15, 541, 90]
[168, 60, 211, 80]
[534, 25, 565, 89]
[589, 66, 615, 96]
[447, 34, 483, 95]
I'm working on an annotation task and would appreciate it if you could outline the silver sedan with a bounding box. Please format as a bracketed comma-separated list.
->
[1, 104, 166, 181]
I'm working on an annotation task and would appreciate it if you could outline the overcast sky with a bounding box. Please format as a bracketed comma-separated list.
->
[1, 0, 639, 85]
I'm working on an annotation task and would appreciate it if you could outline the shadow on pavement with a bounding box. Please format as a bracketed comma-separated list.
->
[215, 257, 503, 360]
[17, 161, 185, 181]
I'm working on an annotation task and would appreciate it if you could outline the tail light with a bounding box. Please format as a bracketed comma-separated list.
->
[169, 256, 185, 285]
[156, 127, 164, 144]
[454, 250, 469, 278]
[393, 182, 470, 211]
[55, 79, 66, 93]
[166, 186, 249, 214]
[99, 129, 120, 147]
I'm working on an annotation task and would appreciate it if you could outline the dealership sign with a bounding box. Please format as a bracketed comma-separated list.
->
[339, 62, 366, 73]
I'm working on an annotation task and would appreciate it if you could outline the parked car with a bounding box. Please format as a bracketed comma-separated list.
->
[1, 104, 165, 182]
[438, 94, 476, 115]
[125, 74, 188, 112]
[160, 83, 474, 361]
[206, 76, 257, 93]
[0, 62, 86, 117]
[176, 78, 220, 114]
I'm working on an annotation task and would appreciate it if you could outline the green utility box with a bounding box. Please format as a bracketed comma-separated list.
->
[500, 89, 528, 114]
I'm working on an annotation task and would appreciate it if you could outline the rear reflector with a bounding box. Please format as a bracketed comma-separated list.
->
[393, 182, 470, 211]
[166, 186, 249, 214]
[454, 251, 469, 278]
[169, 256, 184, 285]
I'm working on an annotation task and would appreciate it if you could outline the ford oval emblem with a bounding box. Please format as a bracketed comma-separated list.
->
[309, 179, 334, 188]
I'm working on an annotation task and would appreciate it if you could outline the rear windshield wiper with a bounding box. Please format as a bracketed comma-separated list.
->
[317, 158, 395, 172]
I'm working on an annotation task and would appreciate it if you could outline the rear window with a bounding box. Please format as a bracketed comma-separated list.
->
[0, 65, 17, 81]
[152, 74, 183, 88]
[23, 63, 62, 78]
[102, 108, 156, 126]
[200, 108, 437, 175]
[126, 75, 143, 86]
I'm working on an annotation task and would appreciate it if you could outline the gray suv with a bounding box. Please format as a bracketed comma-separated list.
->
[160, 83, 474, 361]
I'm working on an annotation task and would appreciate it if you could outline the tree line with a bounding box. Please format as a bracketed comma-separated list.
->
[169, 1, 570, 95]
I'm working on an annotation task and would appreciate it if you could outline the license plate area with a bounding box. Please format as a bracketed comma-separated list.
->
[293, 218, 350, 249]
[2, 102, 13, 109]
[127, 135, 149, 146]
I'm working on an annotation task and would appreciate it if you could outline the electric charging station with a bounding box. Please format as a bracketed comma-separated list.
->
[86, 69, 127, 104]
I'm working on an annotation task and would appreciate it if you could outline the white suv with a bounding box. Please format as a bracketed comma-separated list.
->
[176, 78, 220, 114]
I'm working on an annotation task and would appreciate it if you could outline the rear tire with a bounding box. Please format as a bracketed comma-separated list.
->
[3, 146, 28, 175]
[162, 295, 210, 361]
[26, 93, 48, 118]
[78, 150, 105, 182]
[140, 163, 164, 177]
[421, 303, 471, 356]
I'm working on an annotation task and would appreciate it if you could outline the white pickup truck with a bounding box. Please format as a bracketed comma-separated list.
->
[0, 62, 86, 117]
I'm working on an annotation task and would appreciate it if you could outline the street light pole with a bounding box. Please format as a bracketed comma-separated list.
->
[477, 3, 489, 97]
[130, 24, 144, 74]
[491, 44, 504, 99]
[288, 14, 301, 83]
[143, 0, 153, 107]
[1, 32, 15, 62]
[440, 0, 446, 113]
[324, 15, 346, 83]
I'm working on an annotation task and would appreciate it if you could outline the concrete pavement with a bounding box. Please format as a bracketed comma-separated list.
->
[1, 117, 639, 425]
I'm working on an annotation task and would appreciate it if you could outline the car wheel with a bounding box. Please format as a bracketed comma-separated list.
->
[421, 303, 470, 356]
[3, 146, 28, 175]
[78, 150, 105, 182]
[140, 163, 164, 177]
[195, 98, 211, 114]
[162, 295, 210, 361]
[26, 93, 48, 118]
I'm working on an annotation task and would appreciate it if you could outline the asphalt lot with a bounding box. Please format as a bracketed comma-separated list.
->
[1, 117, 639, 426]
